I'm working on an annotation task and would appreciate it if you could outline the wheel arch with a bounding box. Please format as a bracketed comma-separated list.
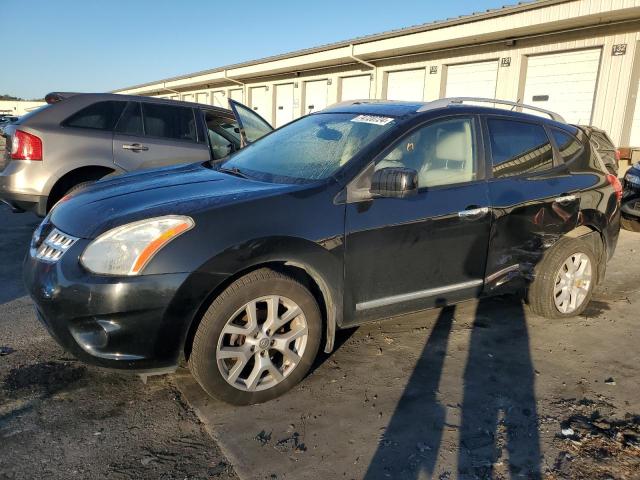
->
[46, 165, 116, 212]
[562, 223, 607, 284]
[182, 254, 341, 361]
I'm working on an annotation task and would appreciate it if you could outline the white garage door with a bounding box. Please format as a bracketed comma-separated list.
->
[304, 80, 328, 114]
[386, 69, 425, 101]
[445, 61, 498, 98]
[212, 91, 226, 108]
[229, 88, 244, 103]
[250, 86, 269, 122]
[341, 75, 371, 101]
[275, 83, 295, 127]
[523, 49, 601, 124]
[195, 92, 208, 104]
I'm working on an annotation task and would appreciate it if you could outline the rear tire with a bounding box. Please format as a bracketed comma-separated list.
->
[189, 268, 322, 405]
[527, 237, 598, 319]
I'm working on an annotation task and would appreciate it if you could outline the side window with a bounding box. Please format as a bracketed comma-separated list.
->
[141, 103, 197, 142]
[551, 129, 583, 164]
[488, 119, 554, 178]
[114, 102, 143, 136]
[63, 101, 126, 131]
[376, 117, 476, 188]
[204, 112, 241, 160]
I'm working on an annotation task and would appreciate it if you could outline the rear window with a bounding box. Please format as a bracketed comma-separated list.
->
[551, 129, 583, 164]
[141, 103, 197, 142]
[488, 119, 554, 178]
[63, 101, 127, 131]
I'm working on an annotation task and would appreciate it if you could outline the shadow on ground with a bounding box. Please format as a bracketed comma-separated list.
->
[364, 298, 541, 479]
[0, 205, 39, 304]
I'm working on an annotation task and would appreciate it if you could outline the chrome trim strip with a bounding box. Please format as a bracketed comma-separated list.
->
[485, 264, 520, 284]
[355, 279, 483, 311]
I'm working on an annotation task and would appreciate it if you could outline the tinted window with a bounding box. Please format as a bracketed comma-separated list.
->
[114, 102, 143, 135]
[488, 119, 554, 178]
[376, 117, 476, 187]
[63, 101, 126, 130]
[141, 103, 197, 141]
[551, 129, 583, 164]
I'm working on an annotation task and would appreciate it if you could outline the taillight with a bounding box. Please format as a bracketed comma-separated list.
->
[11, 130, 43, 161]
[606, 173, 622, 202]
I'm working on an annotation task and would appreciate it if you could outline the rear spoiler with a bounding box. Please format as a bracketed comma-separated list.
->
[44, 92, 81, 104]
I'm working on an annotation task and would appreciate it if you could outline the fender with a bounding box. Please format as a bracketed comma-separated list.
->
[186, 235, 344, 354]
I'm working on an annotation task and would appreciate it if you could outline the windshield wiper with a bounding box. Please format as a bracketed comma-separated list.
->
[216, 166, 250, 179]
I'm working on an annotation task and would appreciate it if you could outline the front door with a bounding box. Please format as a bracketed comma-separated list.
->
[228, 99, 273, 146]
[343, 115, 491, 325]
[113, 101, 209, 171]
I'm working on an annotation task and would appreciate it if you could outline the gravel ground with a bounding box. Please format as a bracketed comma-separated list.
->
[0, 206, 238, 480]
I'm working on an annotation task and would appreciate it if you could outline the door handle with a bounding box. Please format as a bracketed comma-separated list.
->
[554, 194, 577, 204]
[458, 206, 489, 219]
[122, 143, 149, 152]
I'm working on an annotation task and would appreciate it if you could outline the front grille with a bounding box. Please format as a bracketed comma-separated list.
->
[33, 228, 78, 263]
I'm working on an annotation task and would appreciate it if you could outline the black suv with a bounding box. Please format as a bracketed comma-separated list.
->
[24, 98, 621, 405]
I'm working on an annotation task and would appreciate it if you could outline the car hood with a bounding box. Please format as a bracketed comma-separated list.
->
[50, 162, 300, 238]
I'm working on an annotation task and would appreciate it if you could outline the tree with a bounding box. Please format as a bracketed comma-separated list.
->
[0, 94, 24, 101]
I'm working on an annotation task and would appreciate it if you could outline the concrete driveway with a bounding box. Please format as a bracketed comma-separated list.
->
[176, 231, 640, 480]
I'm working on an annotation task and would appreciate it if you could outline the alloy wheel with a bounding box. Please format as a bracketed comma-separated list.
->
[553, 252, 592, 314]
[216, 295, 308, 392]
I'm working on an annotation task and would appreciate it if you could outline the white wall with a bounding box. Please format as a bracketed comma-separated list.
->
[0, 100, 46, 116]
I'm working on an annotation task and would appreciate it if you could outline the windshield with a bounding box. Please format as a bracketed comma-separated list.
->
[220, 112, 396, 182]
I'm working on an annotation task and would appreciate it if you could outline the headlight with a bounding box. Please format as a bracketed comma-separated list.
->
[625, 171, 640, 188]
[80, 215, 194, 276]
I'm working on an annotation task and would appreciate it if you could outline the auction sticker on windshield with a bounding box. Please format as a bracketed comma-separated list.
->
[351, 115, 394, 126]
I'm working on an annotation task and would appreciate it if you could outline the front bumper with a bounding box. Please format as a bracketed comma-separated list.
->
[23, 237, 218, 372]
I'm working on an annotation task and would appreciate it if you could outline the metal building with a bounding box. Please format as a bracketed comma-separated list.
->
[114, 0, 640, 156]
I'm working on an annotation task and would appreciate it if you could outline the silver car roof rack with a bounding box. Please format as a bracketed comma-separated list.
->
[419, 97, 565, 123]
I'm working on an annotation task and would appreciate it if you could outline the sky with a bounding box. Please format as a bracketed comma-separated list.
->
[2, 0, 515, 99]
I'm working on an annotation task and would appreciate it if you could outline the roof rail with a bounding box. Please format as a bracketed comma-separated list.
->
[419, 97, 565, 123]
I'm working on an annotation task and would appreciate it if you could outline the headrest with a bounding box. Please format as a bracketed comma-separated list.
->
[435, 127, 471, 163]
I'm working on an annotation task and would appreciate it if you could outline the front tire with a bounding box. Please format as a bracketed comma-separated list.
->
[189, 268, 322, 405]
[527, 237, 598, 318]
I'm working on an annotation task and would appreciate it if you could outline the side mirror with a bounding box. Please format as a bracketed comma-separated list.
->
[370, 167, 418, 198]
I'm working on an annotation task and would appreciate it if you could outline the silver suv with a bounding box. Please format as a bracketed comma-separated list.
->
[0, 92, 273, 215]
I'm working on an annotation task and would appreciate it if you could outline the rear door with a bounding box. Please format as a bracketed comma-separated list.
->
[228, 99, 273, 146]
[483, 116, 588, 284]
[113, 101, 209, 172]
